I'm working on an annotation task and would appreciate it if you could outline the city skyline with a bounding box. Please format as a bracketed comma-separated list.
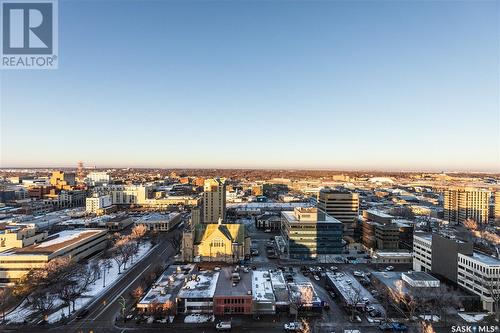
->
[1, 0, 499, 172]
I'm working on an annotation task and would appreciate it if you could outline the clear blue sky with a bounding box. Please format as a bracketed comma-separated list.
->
[1, 0, 499, 172]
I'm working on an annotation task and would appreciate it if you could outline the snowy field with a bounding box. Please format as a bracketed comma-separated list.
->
[5, 241, 154, 324]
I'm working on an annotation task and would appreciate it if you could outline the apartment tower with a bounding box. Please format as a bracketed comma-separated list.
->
[443, 187, 491, 225]
[317, 187, 359, 237]
[202, 178, 226, 224]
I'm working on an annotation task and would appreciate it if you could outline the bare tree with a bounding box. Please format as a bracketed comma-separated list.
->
[0, 287, 13, 322]
[300, 318, 310, 333]
[487, 277, 500, 322]
[345, 285, 364, 321]
[464, 218, 478, 231]
[389, 281, 421, 321]
[27, 287, 59, 320]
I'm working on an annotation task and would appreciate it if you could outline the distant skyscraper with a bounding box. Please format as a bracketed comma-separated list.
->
[443, 187, 491, 225]
[202, 178, 226, 224]
[317, 187, 359, 237]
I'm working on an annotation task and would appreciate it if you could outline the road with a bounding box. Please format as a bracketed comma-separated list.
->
[0, 231, 180, 333]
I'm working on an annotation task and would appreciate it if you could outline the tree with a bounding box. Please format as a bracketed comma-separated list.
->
[300, 318, 310, 333]
[132, 286, 144, 304]
[464, 218, 478, 231]
[486, 277, 500, 322]
[389, 281, 423, 321]
[345, 285, 364, 321]
[26, 287, 58, 320]
[0, 287, 13, 322]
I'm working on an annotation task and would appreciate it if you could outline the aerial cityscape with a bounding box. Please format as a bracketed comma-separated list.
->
[0, 1, 499, 333]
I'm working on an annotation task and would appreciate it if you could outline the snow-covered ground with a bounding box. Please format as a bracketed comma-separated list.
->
[183, 314, 214, 323]
[5, 241, 154, 324]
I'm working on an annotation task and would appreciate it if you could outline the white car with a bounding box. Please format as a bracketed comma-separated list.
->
[330, 266, 338, 271]
[284, 322, 302, 331]
[385, 266, 394, 271]
[353, 271, 365, 277]
[313, 274, 320, 281]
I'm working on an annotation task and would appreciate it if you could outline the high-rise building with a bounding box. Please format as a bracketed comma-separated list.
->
[494, 192, 500, 224]
[85, 171, 111, 186]
[280, 207, 343, 259]
[443, 187, 491, 225]
[202, 178, 226, 224]
[86, 194, 112, 214]
[317, 187, 359, 237]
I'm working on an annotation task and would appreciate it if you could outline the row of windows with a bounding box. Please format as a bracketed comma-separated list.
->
[221, 298, 247, 304]
[223, 307, 245, 313]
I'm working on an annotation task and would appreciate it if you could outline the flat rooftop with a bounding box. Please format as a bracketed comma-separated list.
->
[1, 229, 106, 255]
[469, 252, 500, 266]
[138, 212, 180, 223]
[402, 271, 439, 282]
[270, 270, 289, 305]
[365, 209, 393, 218]
[252, 270, 276, 303]
[281, 210, 341, 224]
[214, 267, 252, 297]
[288, 282, 321, 305]
[414, 232, 433, 241]
[138, 264, 195, 306]
[177, 270, 220, 299]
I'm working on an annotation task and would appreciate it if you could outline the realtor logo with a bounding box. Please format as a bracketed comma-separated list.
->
[1, 0, 58, 69]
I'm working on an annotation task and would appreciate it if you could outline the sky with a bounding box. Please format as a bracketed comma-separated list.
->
[1, 0, 499, 172]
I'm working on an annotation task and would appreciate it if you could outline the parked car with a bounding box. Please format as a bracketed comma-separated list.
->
[284, 322, 302, 331]
[216, 321, 232, 331]
[330, 266, 338, 271]
[353, 271, 365, 277]
[367, 317, 383, 324]
[392, 323, 408, 331]
[385, 266, 394, 271]
[76, 308, 89, 320]
[378, 323, 393, 331]
[350, 315, 362, 323]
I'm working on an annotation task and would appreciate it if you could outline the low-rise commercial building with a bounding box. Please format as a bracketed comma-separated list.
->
[213, 267, 253, 315]
[135, 212, 182, 232]
[0, 225, 48, 252]
[252, 270, 276, 314]
[176, 270, 220, 314]
[106, 215, 134, 231]
[0, 229, 107, 283]
[137, 264, 195, 314]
